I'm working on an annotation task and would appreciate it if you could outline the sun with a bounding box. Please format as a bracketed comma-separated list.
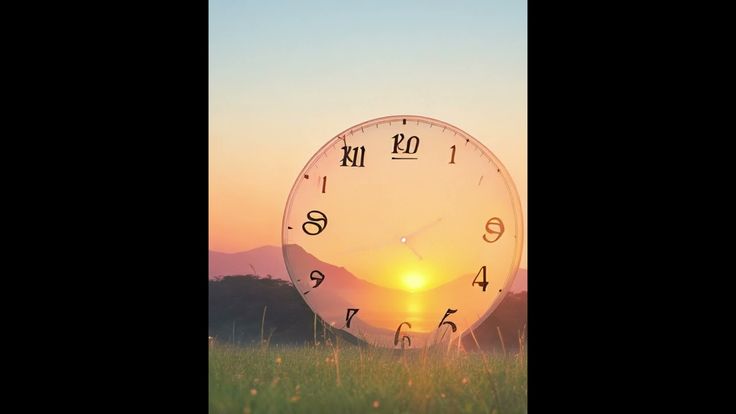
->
[402, 272, 426, 292]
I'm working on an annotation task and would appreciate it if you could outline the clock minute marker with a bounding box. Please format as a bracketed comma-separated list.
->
[478, 175, 484, 186]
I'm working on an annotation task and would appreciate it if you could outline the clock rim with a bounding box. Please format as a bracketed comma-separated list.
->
[280, 114, 525, 346]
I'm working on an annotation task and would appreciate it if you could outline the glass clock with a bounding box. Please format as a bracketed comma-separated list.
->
[282, 115, 523, 348]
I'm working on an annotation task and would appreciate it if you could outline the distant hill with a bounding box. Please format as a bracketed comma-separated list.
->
[216, 244, 523, 346]
[210, 245, 527, 291]
[209, 275, 526, 351]
[209, 246, 289, 280]
[510, 268, 527, 292]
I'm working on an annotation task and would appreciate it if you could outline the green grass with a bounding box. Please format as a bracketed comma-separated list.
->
[209, 340, 527, 414]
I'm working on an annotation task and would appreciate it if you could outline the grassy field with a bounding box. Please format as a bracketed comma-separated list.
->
[209, 338, 527, 414]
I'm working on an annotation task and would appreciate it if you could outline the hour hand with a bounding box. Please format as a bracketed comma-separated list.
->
[403, 240, 423, 260]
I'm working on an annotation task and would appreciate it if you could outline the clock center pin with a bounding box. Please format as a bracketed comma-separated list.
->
[400, 237, 407, 244]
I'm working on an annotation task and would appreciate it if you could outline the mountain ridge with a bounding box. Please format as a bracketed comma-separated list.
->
[210, 245, 527, 292]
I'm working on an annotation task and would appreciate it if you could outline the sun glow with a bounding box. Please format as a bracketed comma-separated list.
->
[402, 273, 426, 292]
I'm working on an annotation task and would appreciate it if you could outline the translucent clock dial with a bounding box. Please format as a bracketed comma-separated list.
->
[282, 115, 523, 348]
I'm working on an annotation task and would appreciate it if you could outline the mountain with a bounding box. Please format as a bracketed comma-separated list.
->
[509, 268, 527, 292]
[282, 244, 527, 347]
[209, 246, 289, 280]
[210, 245, 527, 291]
[208, 275, 526, 350]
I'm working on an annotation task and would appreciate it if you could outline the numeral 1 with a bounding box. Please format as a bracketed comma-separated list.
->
[449, 145, 456, 164]
[321, 176, 327, 193]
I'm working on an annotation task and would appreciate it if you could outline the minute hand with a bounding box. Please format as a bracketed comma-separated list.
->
[405, 217, 443, 240]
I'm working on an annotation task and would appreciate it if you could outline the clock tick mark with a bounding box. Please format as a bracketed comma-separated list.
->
[304, 174, 309, 179]
[303, 290, 310, 295]
[287, 226, 293, 229]
[498, 289, 502, 292]
[403, 118, 406, 125]
[478, 175, 484, 185]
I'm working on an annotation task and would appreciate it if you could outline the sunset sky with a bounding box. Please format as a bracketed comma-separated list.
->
[209, 0, 527, 269]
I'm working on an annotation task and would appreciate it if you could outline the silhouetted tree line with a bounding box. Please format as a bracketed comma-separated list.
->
[209, 275, 526, 351]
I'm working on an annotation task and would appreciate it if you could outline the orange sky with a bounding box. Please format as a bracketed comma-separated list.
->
[209, 1, 527, 269]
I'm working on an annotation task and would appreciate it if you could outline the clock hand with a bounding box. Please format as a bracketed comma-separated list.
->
[339, 235, 395, 254]
[402, 239, 423, 260]
[342, 218, 441, 256]
[405, 217, 443, 240]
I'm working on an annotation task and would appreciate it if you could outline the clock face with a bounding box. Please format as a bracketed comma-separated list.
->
[282, 115, 523, 348]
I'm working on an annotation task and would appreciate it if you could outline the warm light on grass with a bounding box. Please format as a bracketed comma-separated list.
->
[209, 343, 527, 413]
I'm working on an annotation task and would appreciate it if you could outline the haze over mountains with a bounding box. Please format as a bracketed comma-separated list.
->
[209, 245, 527, 292]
